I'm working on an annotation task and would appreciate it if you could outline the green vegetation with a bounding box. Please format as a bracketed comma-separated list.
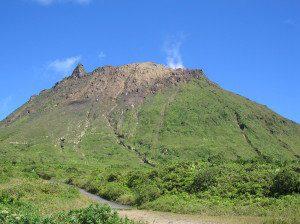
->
[0, 178, 92, 215]
[1, 160, 299, 223]
[114, 78, 300, 162]
[0, 65, 299, 223]
[0, 174, 136, 223]
[0, 203, 135, 224]
[71, 161, 300, 221]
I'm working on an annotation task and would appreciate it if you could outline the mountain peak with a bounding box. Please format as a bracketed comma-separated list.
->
[71, 64, 86, 78]
[121, 61, 166, 68]
[1, 61, 299, 163]
[119, 62, 184, 71]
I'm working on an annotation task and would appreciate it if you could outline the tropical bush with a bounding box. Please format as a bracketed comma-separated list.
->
[270, 168, 300, 196]
[0, 204, 136, 224]
[75, 160, 300, 221]
[1, 158, 299, 223]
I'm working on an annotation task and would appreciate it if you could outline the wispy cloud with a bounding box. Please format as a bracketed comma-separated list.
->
[32, 0, 92, 6]
[284, 18, 296, 26]
[163, 35, 185, 69]
[98, 51, 106, 60]
[48, 55, 81, 77]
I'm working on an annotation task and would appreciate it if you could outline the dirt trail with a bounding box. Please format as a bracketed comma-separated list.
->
[79, 188, 262, 224]
[80, 188, 215, 223]
[118, 210, 222, 224]
[79, 189, 131, 210]
[118, 210, 263, 224]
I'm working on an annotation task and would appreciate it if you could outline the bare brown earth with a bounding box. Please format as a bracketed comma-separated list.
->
[4, 62, 204, 125]
[118, 210, 264, 224]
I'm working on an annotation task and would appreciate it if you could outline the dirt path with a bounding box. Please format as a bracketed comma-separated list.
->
[79, 188, 262, 224]
[79, 188, 131, 210]
[80, 188, 214, 223]
[118, 210, 264, 224]
[118, 210, 222, 224]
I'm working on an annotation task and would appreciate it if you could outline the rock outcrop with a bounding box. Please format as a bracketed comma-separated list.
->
[71, 64, 86, 78]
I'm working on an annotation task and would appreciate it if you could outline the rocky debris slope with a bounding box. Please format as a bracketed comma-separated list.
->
[3, 62, 204, 125]
[1, 62, 299, 163]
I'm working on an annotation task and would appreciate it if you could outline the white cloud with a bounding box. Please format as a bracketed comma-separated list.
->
[164, 36, 185, 69]
[33, 0, 92, 6]
[98, 51, 106, 60]
[48, 56, 81, 76]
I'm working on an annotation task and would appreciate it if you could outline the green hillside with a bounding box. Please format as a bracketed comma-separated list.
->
[112, 77, 299, 163]
[0, 62, 299, 223]
[1, 63, 298, 166]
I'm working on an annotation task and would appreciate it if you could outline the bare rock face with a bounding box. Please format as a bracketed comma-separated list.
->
[1, 62, 299, 162]
[71, 64, 86, 78]
[3, 62, 204, 124]
[60, 62, 204, 108]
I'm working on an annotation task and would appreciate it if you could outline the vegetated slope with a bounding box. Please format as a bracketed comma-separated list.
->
[0, 62, 299, 166]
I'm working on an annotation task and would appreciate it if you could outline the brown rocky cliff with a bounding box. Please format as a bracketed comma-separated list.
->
[3, 62, 204, 124]
[71, 64, 86, 78]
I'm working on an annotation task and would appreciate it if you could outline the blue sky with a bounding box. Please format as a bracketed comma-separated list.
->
[0, 0, 299, 123]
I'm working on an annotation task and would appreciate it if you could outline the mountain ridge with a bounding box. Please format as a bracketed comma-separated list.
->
[3, 62, 298, 125]
[0, 62, 299, 164]
[2, 62, 204, 125]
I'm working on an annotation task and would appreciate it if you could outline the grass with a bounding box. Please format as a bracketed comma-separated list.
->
[0, 178, 92, 215]
[0, 73, 299, 223]
[78, 161, 300, 219]
[117, 79, 300, 162]
[0, 203, 137, 224]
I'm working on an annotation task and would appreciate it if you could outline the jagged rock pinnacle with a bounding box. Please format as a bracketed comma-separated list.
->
[72, 64, 86, 78]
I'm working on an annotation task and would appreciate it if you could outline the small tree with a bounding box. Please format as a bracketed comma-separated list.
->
[190, 168, 216, 193]
[270, 169, 300, 196]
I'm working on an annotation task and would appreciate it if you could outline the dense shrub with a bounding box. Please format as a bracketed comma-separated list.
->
[126, 172, 147, 188]
[136, 183, 161, 205]
[58, 204, 135, 224]
[0, 204, 136, 224]
[189, 168, 217, 193]
[116, 193, 136, 205]
[88, 161, 300, 206]
[87, 161, 300, 208]
[4, 160, 299, 222]
[270, 169, 300, 196]
[98, 183, 131, 201]
[107, 173, 121, 182]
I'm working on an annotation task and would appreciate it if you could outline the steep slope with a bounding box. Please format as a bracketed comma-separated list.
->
[0, 62, 299, 168]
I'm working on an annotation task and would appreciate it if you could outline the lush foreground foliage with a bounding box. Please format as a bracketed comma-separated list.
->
[0, 178, 135, 223]
[1, 70, 299, 223]
[71, 160, 300, 222]
[0, 177, 136, 223]
[0, 203, 134, 224]
[1, 159, 299, 223]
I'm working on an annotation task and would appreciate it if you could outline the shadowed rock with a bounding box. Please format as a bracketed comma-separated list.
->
[72, 64, 86, 78]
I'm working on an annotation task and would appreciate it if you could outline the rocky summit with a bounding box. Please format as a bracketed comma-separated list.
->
[0, 62, 299, 166]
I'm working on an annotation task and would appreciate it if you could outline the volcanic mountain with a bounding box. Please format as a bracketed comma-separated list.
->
[0, 62, 299, 167]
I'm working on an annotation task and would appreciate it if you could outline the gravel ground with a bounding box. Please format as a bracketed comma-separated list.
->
[79, 187, 263, 224]
[118, 210, 264, 224]
[118, 210, 222, 224]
